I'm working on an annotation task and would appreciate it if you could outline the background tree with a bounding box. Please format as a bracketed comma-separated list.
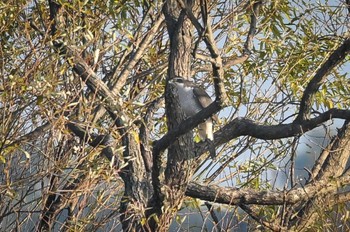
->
[1, 0, 350, 231]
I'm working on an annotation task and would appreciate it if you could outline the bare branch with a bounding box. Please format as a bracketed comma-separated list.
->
[154, 106, 350, 162]
[203, 143, 250, 183]
[189, 108, 350, 157]
[190, 108, 350, 159]
[204, 202, 222, 231]
[186, 172, 350, 206]
[216, 108, 350, 143]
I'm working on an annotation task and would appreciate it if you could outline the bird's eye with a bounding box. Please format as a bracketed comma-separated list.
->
[174, 77, 183, 83]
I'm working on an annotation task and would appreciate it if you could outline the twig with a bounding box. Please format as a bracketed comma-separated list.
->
[224, 0, 262, 68]
[205, 202, 222, 232]
[239, 204, 285, 231]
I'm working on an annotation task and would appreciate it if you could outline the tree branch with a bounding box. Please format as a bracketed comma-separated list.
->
[186, 172, 350, 206]
[6, 122, 50, 148]
[295, 38, 350, 122]
[112, 14, 165, 93]
[69, 48, 125, 118]
[47, 3, 150, 230]
[223, 0, 261, 68]
[178, 0, 228, 107]
[288, 120, 350, 230]
[310, 120, 350, 181]
[139, 97, 164, 172]
[48, 0, 61, 36]
[66, 122, 118, 165]
[221, 108, 350, 142]
[204, 202, 222, 231]
[192, 108, 350, 158]
[155, 106, 350, 162]
[47, 0, 127, 126]
[153, 100, 221, 154]
[239, 204, 285, 232]
[331, 190, 350, 205]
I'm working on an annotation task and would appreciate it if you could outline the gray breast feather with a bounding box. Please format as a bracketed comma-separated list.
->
[177, 86, 201, 116]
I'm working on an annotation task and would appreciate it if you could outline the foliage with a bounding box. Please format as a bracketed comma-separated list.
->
[1, 0, 350, 231]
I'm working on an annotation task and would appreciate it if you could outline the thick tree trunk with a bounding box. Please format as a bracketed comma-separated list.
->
[119, 132, 152, 232]
[154, 0, 198, 230]
[113, 1, 199, 229]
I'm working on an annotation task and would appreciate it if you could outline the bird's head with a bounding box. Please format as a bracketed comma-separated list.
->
[169, 76, 194, 90]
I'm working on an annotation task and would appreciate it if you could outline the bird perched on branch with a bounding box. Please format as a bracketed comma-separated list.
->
[169, 76, 218, 158]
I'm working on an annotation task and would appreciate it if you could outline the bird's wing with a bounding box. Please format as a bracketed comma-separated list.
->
[193, 86, 212, 107]
[193, 86, 219, 122]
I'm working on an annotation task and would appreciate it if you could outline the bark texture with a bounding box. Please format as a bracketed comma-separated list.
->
[155, 0, 198, 230]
